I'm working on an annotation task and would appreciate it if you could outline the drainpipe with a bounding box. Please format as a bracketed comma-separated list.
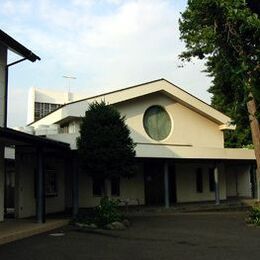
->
[214, 165, 220, 205]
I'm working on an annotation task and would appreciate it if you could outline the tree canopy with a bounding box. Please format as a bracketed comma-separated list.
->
[76, 101, 136, 181]
[179, 0, 260, 199]
[179, 0, 260, 145]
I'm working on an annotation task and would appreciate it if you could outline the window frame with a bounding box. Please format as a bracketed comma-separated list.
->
[196, 168, 203, 193]
[45, 169, 58, 197]
[111, 177, 120, 197]
[92, 177, 105, 197]
[208, 168, 215, 192]
[143, 105, 172, 141]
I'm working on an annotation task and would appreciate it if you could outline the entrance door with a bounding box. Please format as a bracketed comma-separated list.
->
[4, 159, 15, 218]
[144, 160, 177, 206]
[144, 160, 164, 206]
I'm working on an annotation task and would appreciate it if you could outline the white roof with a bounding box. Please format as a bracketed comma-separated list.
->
[29, 79, 232, 128]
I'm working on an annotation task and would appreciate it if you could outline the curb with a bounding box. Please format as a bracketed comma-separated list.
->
[0, 219, 70, 246]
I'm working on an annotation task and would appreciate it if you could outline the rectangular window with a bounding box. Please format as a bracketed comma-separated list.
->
[196, 168, 203, 193]
[60, 123, 69, 134]
[45, 169, 58, 196]
[92, 178, 105, 196]
[34, 102, 61, 121]
[209, 168, 215, 192]
[111, 177, 120, 196]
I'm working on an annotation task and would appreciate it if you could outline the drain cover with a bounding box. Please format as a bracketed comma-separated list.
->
[49, 233, 65, 237]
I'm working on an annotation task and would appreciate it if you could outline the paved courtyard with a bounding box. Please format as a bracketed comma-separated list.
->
[0, 212, 260, 260]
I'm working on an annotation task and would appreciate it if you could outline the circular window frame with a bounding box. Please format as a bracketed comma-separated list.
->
[143, 105, 172, 141]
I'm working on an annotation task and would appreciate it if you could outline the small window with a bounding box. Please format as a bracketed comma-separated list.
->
[111, 177, 120, 196]
[92, 178, 105, 196]
[209, 168, 215, 192]
[196, 168, 203, 193]
[45, 169, 58, 196]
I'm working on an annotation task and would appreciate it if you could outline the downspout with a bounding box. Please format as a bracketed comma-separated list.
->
[4, 58, 27, 128]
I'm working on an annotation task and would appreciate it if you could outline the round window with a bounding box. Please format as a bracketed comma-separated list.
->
[143, 106, 172, 141]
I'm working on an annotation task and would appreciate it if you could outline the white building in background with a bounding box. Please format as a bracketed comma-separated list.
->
[27, 88, 85, 124]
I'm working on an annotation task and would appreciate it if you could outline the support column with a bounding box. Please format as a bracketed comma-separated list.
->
[72, 153, 79, 219]
[36, 148, 45, 223]
[164, 161, 170, 208]
[214, 166, 220, 205]
[0, 44, 8, 222]
[0, 44, 7, 127]
[0, 146, 5, 222]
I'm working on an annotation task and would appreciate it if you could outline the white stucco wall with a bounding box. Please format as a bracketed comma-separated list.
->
[15, 149, 66, 218]
[226, 171, 237, 197]
[175, 162, 226, 203]
[15, 151, 36, 218]
[45, 158, 66, 214]
[115, 93, 224, 148]
[79, 164, 145, 208]
[226, 164, 251, 198]
[46, 92, 228, 151]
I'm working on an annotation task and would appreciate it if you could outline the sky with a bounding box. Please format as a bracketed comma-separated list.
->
[1, 0, 213, 127]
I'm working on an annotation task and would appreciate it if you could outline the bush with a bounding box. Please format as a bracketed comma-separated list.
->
[248, 204, 260, 226]
[95, 197, 123, 227]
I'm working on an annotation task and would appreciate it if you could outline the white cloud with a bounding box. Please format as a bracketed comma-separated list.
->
[2, 0, 212, 127]
[1, 0, 31, 16]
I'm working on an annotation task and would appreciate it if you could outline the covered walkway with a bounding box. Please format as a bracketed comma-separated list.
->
[0, 127, 71, 223]
[0, 217, 69, 245]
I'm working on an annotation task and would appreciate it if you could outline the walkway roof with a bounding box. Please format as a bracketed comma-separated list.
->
[0, 30, 40, 62]
[0, 127, 69, 150]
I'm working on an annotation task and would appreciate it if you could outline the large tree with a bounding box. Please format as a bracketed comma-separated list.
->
[179, 0, 260, 199]
[77, 101, 136, 195]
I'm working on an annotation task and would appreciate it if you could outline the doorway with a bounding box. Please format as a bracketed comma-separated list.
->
[144, 160, 176, 206]
[4, 159, 15, 218]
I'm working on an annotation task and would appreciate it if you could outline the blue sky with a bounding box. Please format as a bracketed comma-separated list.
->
[1, 0, 212, 127]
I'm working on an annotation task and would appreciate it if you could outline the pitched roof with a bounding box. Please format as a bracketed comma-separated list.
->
[29, 79, 231, 127]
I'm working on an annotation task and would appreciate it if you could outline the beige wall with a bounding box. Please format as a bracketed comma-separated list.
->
[226, 171, 237, 197]
[15, 151, 36, 218]
[56, 92, 224, 150]
[45, 158, 66, 214]
[79, 164, 145, 208]
[15, 148, 66, 218]
[114, 93, 223, 148]
[226, 164, 251, 198]
[175, 161, 226, 203]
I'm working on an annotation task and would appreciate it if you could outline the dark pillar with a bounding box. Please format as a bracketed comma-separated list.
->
[214, 166, 220, 205]
[164, 161, 170, 208]
[36, 148, 45, 223]
[72, 153, 79, 219]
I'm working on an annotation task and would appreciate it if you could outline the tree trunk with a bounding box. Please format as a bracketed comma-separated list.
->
[246, 92, 260, 201]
